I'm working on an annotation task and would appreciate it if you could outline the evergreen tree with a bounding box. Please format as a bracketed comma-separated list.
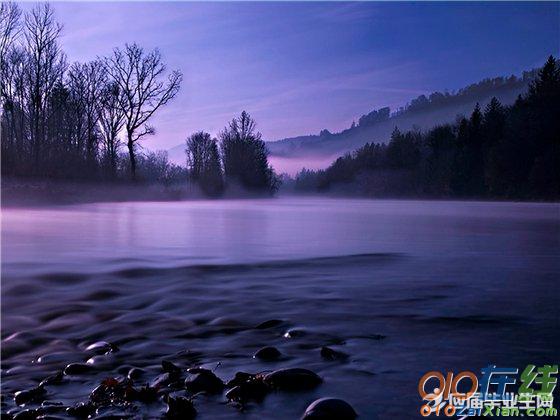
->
[220, 111, 278, 194]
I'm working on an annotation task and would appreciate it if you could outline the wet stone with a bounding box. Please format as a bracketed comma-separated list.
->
[165, 395, 196, 419]
[89, 377, 133, 405]
[184, 368, 224, 394]
[150, 373, 176, 389]
[66, 402, 96, 418]
[320, 346, 349, 361]
[128, 384, 158, 403]
[254, 346, 282, 361]
[225, 373, 270, 403]
[301, 397, 358, 419]
[264, 368, 322, 391]
[127, 367, 145, 380]
[85, 341, 119, 355]
[14, 385, 46, 406]
[283, 328, 306, 338]
[39, 371, 64, 387]
[226, 372, 255, 388]
[12, 408, 38, 420]
[161, 360, 181, 374]
[63, 363, 92, 375]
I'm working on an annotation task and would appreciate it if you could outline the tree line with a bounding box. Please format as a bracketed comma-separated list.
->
[291, 56, 559, 200]
[1, 2, 279, 196]
[1, 2, 183, 182]
[185, 111, 279, 196]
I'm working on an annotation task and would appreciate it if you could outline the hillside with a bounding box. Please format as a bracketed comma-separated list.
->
[267, 70, 538, 162]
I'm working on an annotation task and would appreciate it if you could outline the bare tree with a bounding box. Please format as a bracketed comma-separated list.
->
[105, 43, 182, 179]
[23, 3, 66, 172]
[98, 81, 125, 177]
[67, 60, 105, 168]
[0, 1, 21, 108]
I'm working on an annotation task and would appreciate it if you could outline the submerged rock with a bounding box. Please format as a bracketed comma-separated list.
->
[302, 398, 358, 419]
[161, 360, 181, 374]
[264, 368, 322, 391]
[320, 346, 349, 361]
[254, 319, 284, 329]
[184, 368, 224, 394]
[283, 328, 306, 338]
[165, 396, 196, 419]
[85, 341, 119, 355]
[14, 386, 46, 406]
[254, 346, 282, 361]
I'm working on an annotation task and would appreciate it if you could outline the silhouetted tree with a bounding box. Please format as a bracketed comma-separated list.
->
[220, 111, 278, 194]
[99, 81, 125, 178]
[294, 56, 560, 200]
[105, 43, 182, 179]
[186, 131, 224, 196]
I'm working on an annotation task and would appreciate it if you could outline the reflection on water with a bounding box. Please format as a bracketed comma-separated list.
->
[1, 198, 559, 418]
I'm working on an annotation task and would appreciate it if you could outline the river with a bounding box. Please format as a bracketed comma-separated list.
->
[1, 198, 559, 418]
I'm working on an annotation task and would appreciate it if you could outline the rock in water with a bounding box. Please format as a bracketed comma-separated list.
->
[165, 396, 196, 419]
[320, 346, 349, 361]
[184, 368, 224, 394]
[63, 363, 92, 375]
[264, 368, 322, 390]
[254, 319, 284, 329]
[225, 372, 270, 403]
[283, 328, 306, 338]
[14, 386, 46, 406]
[161, 360, 181, 374]
[253, 346, 282, 361]
[302, 398, 358, 419]
[85, 341, 119, 355]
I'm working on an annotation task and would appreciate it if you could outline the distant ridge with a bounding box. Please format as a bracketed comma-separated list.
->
[266, 68, 538, 160]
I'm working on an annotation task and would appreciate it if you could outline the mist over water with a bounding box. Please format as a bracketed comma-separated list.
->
[2, 198, 559, 418]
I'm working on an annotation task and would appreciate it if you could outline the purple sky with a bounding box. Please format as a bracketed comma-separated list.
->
[31, 2, 560, 151]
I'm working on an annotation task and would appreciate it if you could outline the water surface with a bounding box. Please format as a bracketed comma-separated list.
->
[2, 198, 559, 418]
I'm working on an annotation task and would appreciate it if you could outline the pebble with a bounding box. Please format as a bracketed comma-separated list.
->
[127, 367, 145, 380]
[63, 363, 92, 375]
[301, 398, 358, 419]
[85, 341, 119, 355]
[254, 346, 282, 361]
[264, 368, 322, 391]
[283, 328, 306, 338]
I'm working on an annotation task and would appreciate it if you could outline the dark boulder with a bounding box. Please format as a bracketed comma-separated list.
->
[302, 398, 358, 419]
[63, 363, 92, 375]
[14, 386, 46, 406]
[254, 346, 282, 361]
[165, 396, 196, 419]
[264, 368, 322, 391]
[184, 368, 224, 394]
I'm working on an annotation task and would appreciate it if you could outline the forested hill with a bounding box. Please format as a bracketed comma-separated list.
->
[267, 69, 538, 159]
[289, 56, 560, 201]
